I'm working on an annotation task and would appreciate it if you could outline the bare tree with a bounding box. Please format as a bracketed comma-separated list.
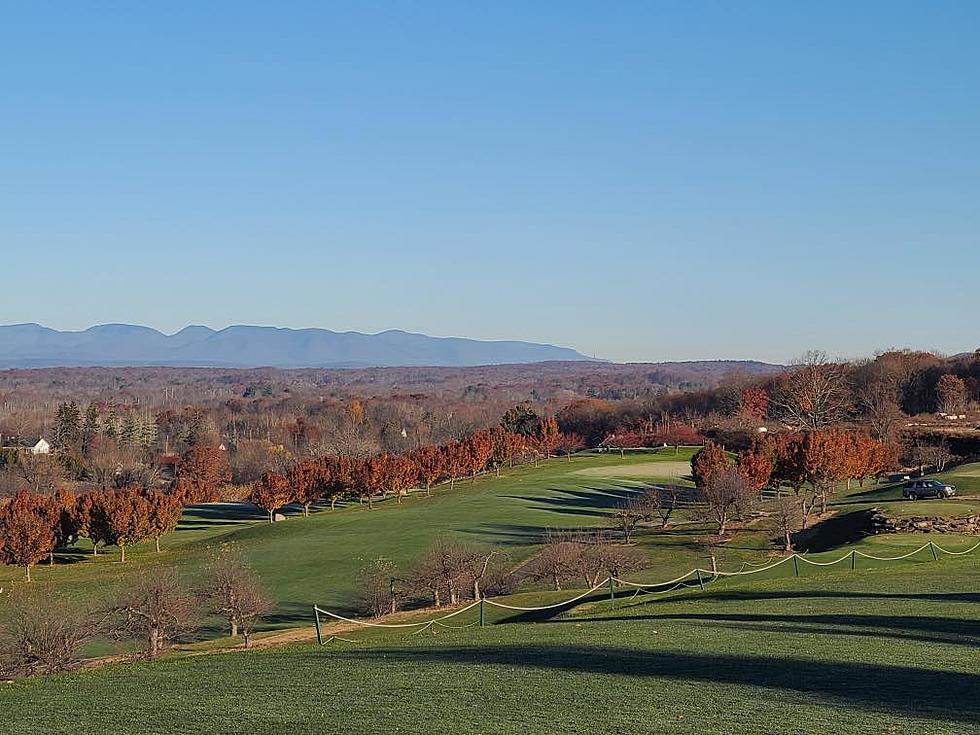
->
[646, 485, 684, 529]
[698, 468, 757, 536]
[610, 495, 651, 543]
[525, 534, 583, 591]
[767, 495, 803, 553]
[200, 547, 273, 647]
[357, 557, 399, 617]
[0, 591, 99, 678]
[110, 568, 199, 659]
[770, 351, 851, 430]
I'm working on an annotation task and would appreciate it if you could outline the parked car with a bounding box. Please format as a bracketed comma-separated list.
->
[902, 479, 956, 500]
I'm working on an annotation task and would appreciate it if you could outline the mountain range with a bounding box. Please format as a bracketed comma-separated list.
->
[0, 323, 596, 369]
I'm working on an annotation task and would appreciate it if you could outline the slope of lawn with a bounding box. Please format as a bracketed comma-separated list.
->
[3, 449, 978, 635]
[2, 554, 977, 735]
[0, 450, 702, 625]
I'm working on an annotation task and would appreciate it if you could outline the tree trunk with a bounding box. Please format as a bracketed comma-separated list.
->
[230, 619, 239, 638]
[25, 564, 31, 582]
[331, 497, 337, 510]
[472, 579, 481, 601]
[155, 536, 161, 553]
[426, 483, 432, 497]
[243, 630, 251, 649]
[552, 575, 561, 591]
[783, 530, 793, 553]
[92, 543, 98, 556]
[268, 510, 274, 524]
[304, 504, 310, 517]
[49, 551, 54, 565]
[120, 544, 126, 563]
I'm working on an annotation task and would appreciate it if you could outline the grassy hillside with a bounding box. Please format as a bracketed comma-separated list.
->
[3, 448, 978, 630]
[1, 555, 976, 734]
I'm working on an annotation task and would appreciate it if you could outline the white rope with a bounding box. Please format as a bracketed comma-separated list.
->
[853, 544, 931, 562]
[795, 552, 853, 567]
[611, 569, 696, 589]
[483, 579, 610, 611]
[932, 540, 980, 556]
[314, 600, 481, 628]
[312, 539, 980, 629]
[709, 555, 796, 576]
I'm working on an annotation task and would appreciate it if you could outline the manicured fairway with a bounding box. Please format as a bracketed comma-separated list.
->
[2, 556, 977, 735]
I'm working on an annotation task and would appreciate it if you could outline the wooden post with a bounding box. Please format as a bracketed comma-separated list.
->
[793, 556, 799, 578]
[930, 542, 938, 561]
[696, 568, 705, 591]
[314, 607, 323, 646]
[851, 550, 856, 570]
[608, 576, 615, 602]
[479, 598, 486, 627]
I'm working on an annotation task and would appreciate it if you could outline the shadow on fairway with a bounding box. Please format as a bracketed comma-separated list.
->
[325, 645, 980, 723]
[560, 611, 980, 648]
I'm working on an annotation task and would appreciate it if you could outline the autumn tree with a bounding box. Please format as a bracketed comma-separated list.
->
[739, 386, 768, 422]
[555, 432, 586, 461]
[174, 444, 231, 504]
[0, 491, 56, 581]
[288, 459, 321, 517]
[91, 486, 152, 562]
[462, 431, 493, 481]
[535, 417, 562, 458]
[442, 441, 468, 491]
[736, 441, 774, 491]
[250, 471, 293, 523]
[691, 440, 731, 489]
[413, 445, 445, 496]
[200, 546, 273, 647]
[144, 490, 183, 553]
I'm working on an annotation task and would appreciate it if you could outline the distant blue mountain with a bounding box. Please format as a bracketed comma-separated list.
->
[0, 323, 597, 368]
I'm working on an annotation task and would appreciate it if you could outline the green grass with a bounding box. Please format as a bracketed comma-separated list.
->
[1, 451, 710, 624]
[1, 555, 976, 734]
[3, 451, 979, 733]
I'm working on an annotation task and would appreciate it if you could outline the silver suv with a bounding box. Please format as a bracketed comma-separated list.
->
[902, 479, 956, 500]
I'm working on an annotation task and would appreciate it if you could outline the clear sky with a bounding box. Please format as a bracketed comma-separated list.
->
[2, 2, 978, 363]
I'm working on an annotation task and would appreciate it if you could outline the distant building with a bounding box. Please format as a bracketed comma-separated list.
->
[30, 438, 51, 455]
[0, 437, 51, 455]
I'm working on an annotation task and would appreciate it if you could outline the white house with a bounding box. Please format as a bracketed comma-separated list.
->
[30, 438, 51, 455]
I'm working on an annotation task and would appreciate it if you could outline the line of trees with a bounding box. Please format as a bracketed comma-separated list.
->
[249, 418, 586, 522]
[690, 429, 896, 550]
[357, 531, 649, 618]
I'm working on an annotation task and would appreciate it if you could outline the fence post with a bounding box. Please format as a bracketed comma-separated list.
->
[479, 598, 486, 627]
[793, 556, 800, 578]
[930, 542, 938, 561]
[850, 550, 856, 570]
[608, 576, 615, 602]
[696, 568, 705, 591]
[314, 607, 323, 646]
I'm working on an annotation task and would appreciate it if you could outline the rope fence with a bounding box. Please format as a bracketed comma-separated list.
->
[311, 539, 980, 644]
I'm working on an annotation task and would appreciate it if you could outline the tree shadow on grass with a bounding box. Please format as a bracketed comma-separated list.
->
[503, 485, 644, 518]
[323, 644, 980, 723]
[178, 502, 266, 531]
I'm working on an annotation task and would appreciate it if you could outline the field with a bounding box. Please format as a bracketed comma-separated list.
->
[2, 451, 979, 733]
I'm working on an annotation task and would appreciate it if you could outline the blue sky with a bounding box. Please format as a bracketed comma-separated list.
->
[2, 2, 977, 363]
